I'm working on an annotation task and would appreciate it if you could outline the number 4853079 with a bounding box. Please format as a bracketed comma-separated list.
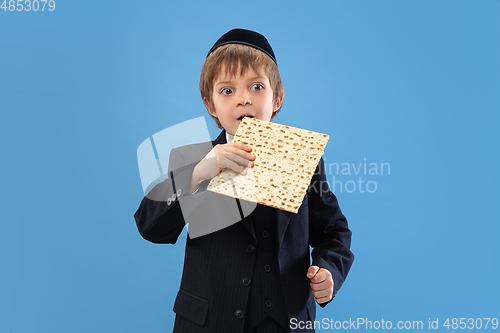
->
[1, 0, 56, 11]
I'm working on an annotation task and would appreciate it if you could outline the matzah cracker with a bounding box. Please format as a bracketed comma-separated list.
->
[207, 117, 329, 213]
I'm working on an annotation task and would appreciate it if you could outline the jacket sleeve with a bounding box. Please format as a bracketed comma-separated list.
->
[308, 157, 354, 306]
[133, 147, 204, 244]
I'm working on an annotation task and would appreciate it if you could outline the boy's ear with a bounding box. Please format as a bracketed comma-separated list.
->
[203, 97, 217, 118]
[274, 90, 285, 111]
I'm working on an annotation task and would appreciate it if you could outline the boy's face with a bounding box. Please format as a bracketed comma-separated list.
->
[205, 66, 282, 136]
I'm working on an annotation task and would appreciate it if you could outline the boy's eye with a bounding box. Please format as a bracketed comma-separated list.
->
[221, 88, 233, 95]
[251, 84, 264, 91]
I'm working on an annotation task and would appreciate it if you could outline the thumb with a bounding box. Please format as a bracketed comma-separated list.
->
[307, 265, 320, 279]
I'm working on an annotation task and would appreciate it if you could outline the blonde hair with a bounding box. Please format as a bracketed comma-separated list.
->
[199, 44, 283, 128]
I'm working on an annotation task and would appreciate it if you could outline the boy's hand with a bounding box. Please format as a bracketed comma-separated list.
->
[307, 266, 334, 305]
[190, 143, 255, 193]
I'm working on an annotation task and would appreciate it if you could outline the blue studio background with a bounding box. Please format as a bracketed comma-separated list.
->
[1, 1, 499, 332]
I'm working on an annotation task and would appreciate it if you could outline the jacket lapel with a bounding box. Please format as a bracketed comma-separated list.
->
[277, 210, 293, 247]
[212, 130, 226, 146]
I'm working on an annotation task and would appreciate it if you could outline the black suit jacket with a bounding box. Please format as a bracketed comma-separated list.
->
[134, 130, 354, 333]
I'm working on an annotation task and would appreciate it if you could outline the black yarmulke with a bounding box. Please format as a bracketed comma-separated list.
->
[207, 28, 277, 64]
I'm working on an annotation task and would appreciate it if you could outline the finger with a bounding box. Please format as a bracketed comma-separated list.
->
[219, 153, 254, 168]
[226, 142, 253, 153]
[312, 284, 333, 298]
[310, 270, 328, 284]
[310, 274, 333, 287]
[313, 268, 333, 284]
[307, 266, 320, 279]
[314, 295, 332, 304]
[310, 282, 328, 292]
[217, 145, 255, 161]
[222, 159, 249, 175]
[312, 289, 331, 300]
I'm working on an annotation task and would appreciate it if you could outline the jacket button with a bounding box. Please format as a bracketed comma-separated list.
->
[176, 188, 182, 197]
[241, 277, 251, 287]
[171, 193, 177, 202]
[264, 264, 271, 272]
[262, 230, 269, 238]
[265, 299, 272, 308]
[234, 309, 244, 319]
[167, 198, 172, 206]
[246, 245, 255, 253]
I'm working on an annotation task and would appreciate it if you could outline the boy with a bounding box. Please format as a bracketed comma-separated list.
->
[134, 28, 354, 333]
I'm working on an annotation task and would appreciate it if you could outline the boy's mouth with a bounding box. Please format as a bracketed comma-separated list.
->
[238, 115, 254, 121]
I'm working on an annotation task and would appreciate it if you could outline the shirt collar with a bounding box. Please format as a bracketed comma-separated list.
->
[225, 132, 234, 143]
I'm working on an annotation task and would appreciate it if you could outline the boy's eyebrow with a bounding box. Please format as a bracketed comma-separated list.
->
[247, 76, 267, 82]
[215, 76, 267, 86]
[215, 81, 232, 86]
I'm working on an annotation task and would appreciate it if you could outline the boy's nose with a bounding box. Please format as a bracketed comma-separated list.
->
[236, 91, 252, 106]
